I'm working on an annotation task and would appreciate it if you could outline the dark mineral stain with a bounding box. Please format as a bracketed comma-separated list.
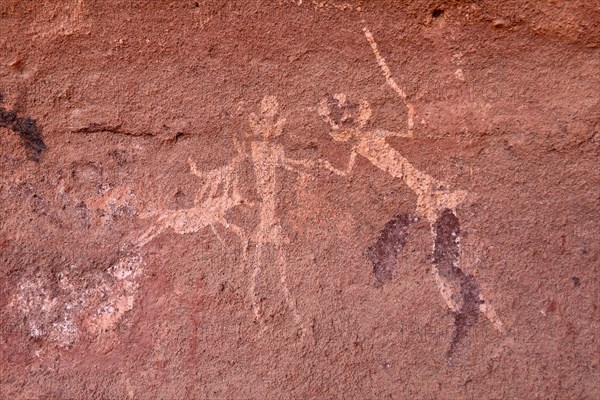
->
[366, 213, 413, 287]
[433, 209, 481, 364]
[0, 95, 46, 161]
[431, 8, 444, 18]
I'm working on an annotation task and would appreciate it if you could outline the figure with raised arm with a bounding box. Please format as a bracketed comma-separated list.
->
[317, 27, 505, 361]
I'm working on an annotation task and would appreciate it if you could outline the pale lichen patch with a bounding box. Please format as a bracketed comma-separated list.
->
[11, 255, 144, 349]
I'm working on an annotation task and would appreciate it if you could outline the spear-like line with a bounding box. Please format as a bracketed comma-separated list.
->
[363, 27, 415, 138]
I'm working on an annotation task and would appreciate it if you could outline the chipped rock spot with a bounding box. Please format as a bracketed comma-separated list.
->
[366, 213, 413, 287]
[11, 255, 144, 349]
[86, 255, 143, 334]
[85, 185, 137, 226]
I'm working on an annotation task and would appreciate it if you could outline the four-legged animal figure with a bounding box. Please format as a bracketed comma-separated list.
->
[136, 142, 249, 254]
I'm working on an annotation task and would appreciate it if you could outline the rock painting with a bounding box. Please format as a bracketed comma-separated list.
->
[317, 27, 505, 362]
[133, 95, 311, 335]
[246, 95, 312, 334]
[10, 28, 508, 358]
[135, 143, 249, 251]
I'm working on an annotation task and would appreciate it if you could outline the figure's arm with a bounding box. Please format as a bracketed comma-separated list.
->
[188, 158, 203, 178]
[319, 149, 357, 176]
[282, 157, 314, 178]
[378, 128, 413, 139]
[363, 27, 415, 138]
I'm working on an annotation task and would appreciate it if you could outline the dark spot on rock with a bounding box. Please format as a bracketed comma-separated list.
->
[433, 210, 460, 276]
[366, 213, 413, 287]
[433, 209, 481, 364]
[0, 95, 46, 161]
[432, 8, 444, 18]
[560, 234, 567, 254]
[75, 202, 91, 229]
[109, 149, 131, 166]
[571, 277, 581, 287]
[546, 299, 557, 313]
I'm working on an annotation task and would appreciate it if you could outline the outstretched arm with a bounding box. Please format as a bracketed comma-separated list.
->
[378, 128, 413, 139]
[319, 149, 357, 176]
[281, 157, 315, 187]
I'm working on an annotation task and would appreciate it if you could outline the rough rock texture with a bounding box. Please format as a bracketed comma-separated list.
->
[1, 1, 599, 399]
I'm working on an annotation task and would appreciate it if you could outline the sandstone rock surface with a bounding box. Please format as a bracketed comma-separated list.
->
[1, 1, 599, 399]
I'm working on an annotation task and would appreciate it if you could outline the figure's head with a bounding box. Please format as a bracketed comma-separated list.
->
[318, 93, 371, 141]
[249, 95, 286, 139]
[259, 95, 279, 122]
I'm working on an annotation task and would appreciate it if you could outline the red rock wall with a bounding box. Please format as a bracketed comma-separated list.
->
[1, 1, 598, 399]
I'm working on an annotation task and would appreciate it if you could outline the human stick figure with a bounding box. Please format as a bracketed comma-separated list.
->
[246, 95, 313, 335]
[318, 27, 505, 361]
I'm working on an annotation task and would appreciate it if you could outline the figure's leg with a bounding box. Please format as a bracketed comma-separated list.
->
[195, 175, 212, 203]
[225, 221, 248, 259]
[366, 213, 413, 287]
[479, 294, 506, 334]
[207, 169, 223, 199]
[432, 209, 481, 364]
[209, 223, 226, 247]
[275, 241, 305, 335]
[219, 165, 232, 197]
[249, 243, 264, 326]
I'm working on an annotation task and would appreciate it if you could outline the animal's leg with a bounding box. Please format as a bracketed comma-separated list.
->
[136, 223, 166, 248]
[433, 209, 482, 364]
[209, 223, 227, 248]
